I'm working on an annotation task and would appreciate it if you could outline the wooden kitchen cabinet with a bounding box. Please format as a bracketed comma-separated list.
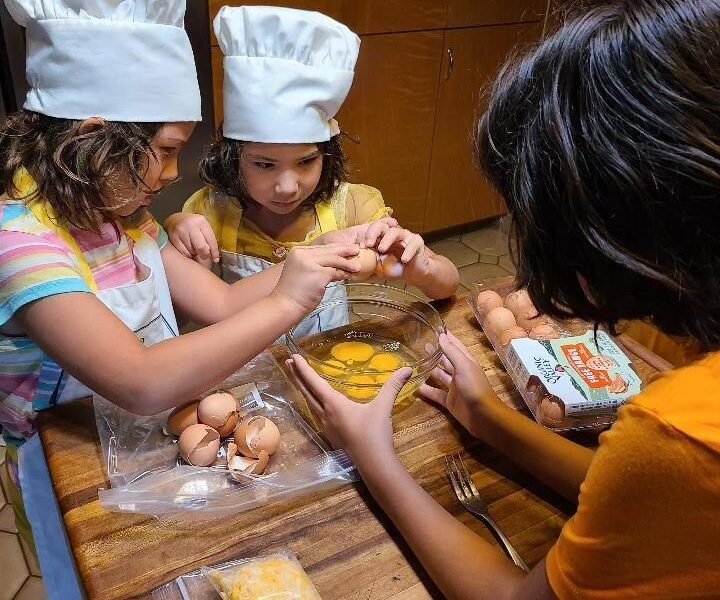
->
[207, 1, 546, 233]
[424, 23, 541, 231]
[336, 32, 444, 233]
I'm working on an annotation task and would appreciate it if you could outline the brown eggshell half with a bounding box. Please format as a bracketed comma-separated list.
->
[197, 392, 238, 437]
[178, 424, 221, 466]
[228, 450, 270, 476]
[166, 401, 199, 436]
[234, 416, 281, 459]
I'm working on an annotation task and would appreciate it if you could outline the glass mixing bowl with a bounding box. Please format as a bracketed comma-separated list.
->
[287, 283, 446, 412]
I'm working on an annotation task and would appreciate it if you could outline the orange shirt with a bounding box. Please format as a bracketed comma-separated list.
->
[546, 351, 720, 599]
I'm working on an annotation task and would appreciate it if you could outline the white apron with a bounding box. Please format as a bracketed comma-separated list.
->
[217, 193, 349, 338]
[18, 202, 178, 600]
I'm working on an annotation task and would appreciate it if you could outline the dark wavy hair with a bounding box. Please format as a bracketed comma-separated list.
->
[0, 110, 163, 233]
[476, 0, 720, 349]
[198, 130, 348, 207]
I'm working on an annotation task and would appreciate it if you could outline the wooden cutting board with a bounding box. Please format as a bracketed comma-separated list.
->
[37, 281, 661, 600]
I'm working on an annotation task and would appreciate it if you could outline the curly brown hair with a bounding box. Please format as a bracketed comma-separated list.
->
[0, 110, 164, 233]
[198, 130, 348, 207]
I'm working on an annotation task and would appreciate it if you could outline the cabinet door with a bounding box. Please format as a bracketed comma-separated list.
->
[424, 24, 540, 232]
[446, 0, 546, 28]
[337, 32, 444, 233]
[208, 1, 446, 38]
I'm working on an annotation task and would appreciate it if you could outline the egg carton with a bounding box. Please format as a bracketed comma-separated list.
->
[468, 283, 636, 433]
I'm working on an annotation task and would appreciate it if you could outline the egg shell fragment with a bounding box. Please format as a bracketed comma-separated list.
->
[483, 307, 517, 338]
[166, 401, 199, 436]
[330, 341, 375, 364]
[178, 424, 221, 466]
[197, 392, 239, 437]
[228, 450, 270, 476]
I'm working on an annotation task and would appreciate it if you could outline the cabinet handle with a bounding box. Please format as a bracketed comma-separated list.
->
[445, 48, 455, 80]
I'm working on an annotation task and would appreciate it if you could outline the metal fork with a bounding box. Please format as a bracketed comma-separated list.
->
[446, 454, 529, 572]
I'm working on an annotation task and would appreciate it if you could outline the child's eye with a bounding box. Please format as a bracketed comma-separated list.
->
[254, 162, 274, 170]
[299, 156, 319, 166]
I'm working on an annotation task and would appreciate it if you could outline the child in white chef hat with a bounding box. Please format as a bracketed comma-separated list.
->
[166, 5, 459, 300]
[0, 0, 361, 588]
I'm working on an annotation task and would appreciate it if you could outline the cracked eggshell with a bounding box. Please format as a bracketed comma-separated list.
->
[228, 450, 270, 476]
[198, 392, 239, 437]
[379, 254, 404, 279]
[166, 401, 199, 436]
[234, 416, 281, 459]
[178, 424, 221, 466]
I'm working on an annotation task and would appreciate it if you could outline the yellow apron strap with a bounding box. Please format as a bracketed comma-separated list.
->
[316, 197, 340, 233]
[221, 197, 244, 254]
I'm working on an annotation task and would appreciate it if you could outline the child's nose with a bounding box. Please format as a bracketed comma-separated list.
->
[160, 156, 179, 183]
[275, 171, 299, 196]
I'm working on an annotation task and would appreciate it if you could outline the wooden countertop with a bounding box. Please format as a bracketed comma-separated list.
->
[36, 280, 662, 600]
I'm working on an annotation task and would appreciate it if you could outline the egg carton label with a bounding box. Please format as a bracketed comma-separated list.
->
[506, 331, 641, 414]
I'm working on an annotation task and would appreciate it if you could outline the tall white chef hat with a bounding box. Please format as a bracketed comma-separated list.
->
[4, 0, 202, 122]
[214, 5, 360, 143]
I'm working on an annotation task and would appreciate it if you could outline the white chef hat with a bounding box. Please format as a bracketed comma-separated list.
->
[214, 5, 360, 143]
[5, 0, 201, 122]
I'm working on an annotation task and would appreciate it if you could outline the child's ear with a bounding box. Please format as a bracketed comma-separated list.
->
[77, 117, 107, 134]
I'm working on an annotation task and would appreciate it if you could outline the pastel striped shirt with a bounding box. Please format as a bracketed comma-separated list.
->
[0, 199, 167, 444]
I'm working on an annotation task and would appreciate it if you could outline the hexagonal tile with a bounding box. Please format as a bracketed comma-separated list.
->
[427, 240, 478, 268]
[461, 226, 509, 256]
[458, 263, 512, 289]
[20, 537, 40, 578]
[0, 532, 28, 600]
[13, 576, 46, 600]
[499, 254, 517, 275]
[0, 504, 17, 533]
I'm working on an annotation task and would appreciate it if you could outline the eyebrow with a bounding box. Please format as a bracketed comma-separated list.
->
[246, 151, 320, 162]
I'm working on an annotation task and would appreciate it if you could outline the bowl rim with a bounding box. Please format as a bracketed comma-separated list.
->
[286, 283, 447, 383]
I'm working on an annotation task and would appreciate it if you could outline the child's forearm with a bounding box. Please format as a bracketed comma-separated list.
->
[409, 253, 460, 299]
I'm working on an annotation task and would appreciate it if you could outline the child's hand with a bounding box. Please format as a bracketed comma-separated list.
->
[287, 354, 412, 461]
[375, 226, 425, 264]
[165, 213, 220, 263]
[419, 332, 499, 438]
[272, 243, 361, 313]
[312, 217, 398, 247]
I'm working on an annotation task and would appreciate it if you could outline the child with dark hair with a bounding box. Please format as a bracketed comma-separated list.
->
[0, 0, 363, 588]
[165, 6, 459, 312]
[290, 0, 720, 597]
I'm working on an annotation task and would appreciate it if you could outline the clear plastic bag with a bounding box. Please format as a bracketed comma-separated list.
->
[95, 351, 357, 515]
[151, 550, 320, 600]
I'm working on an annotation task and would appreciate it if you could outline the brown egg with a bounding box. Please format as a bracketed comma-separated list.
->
[178, 424, 221, 466]
[518, 314, 551, 330]
[539, 397, 565, 427]
[529, 324, 560, 340]
[499, 326, 528, 346]
[234, 416, 281, 459]
[197, 392, 239, 438]
[475, 290, 503, 315]
[379, 254, 404, 279]
[483, 307, 517, 338]
[166, 401, 199, 436]
[349, 248, 379, 282]
[504, 290, 536, 320]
